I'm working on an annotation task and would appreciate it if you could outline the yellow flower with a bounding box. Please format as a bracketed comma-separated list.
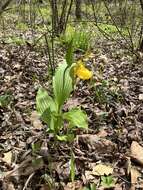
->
[74, 60, 93, 80]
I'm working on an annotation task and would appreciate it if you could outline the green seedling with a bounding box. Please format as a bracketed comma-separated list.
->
[60, 25, 91, 51]
[94, 79, 122, 105]
[0, 94, 12, 108]
[100, 175, 115, 189]
[83, 183, 96, 190]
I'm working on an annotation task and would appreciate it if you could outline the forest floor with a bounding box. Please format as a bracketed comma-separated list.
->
[0, 38, 143, 190]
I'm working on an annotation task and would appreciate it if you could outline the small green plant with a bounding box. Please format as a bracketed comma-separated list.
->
[60, 25, 91, 51]
[16, 22, 29, 31]
[98, 23, 129, 36]
[83, 183, 96, 190]
[94, 79, 122, 104]
[7, 36, 25, 45]
[100, 175, 115, 189]
[36, 43, 89, 141]
[0, 94, 12, 108]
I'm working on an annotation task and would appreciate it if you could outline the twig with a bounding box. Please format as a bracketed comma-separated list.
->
[23, 172, 35, 190]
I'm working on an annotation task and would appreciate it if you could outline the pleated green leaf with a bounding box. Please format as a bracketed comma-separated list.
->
[53, 61, 73, 108]
[36, 87, 57, 125]
[63, 108, 88, 129]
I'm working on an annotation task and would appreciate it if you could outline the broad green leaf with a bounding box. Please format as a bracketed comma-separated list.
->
[36, 87, 57, 125]
[53, 61, 73, 108]
[40, 107, 51, 125]
[63, 108, 88, 129]
[36, 87, 57, 113]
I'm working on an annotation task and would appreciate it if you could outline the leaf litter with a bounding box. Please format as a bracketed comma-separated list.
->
[0, 38, 143, 189]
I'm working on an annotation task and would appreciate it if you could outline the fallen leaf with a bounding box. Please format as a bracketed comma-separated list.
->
[131, 168, 140, 188]
[64, 98, 80, 110]
[99, 55, 108, 64]
[139, 94, 143, 100]
[30, 111, 43, 130]
[2, 151, 12, 165]
[130, 141, 143, 165]
[64, 181, 82, 190]
[2, 182, 15, 190]
[92, 163, 113, 176]
[78, 134, 117, 154]
[13, 63, 21, 70]
[97, 129, 108, 138]
[85, 170, 95, 181]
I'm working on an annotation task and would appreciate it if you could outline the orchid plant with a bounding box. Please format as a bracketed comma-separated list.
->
[36, 43, 93, 141]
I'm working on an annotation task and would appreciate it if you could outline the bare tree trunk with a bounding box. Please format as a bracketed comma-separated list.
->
[75, 0, 81, 20]
[50, 0, 59, 35]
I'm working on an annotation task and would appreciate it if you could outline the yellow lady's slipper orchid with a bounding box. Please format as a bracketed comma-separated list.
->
[74, 60, 93, 80]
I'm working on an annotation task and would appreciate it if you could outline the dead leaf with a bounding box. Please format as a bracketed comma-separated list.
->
[97, 129, 108, 138]
[64, 98, 80, 110]
[99, 55, 108, 64]
[2, 151, 12, 165]
[77, 134, 117, 154]
[13, 63, 21, 70]
[30, 111, 43, 130]
[2, 182, 15, 190]
[84, 163, 113, 184]
[64, 181, 82, 190]
[92, 163, 113, 176]
[85, 170, 95, 181]
[139, 94, 143, 100]
[139, 86, 143, 93]
[131, 141, 143, 165]
[130, 168, 140, 189]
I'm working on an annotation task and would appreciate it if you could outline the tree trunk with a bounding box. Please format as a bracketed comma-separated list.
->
[75, 0, 81, 20]
[50, 0, 59, 35]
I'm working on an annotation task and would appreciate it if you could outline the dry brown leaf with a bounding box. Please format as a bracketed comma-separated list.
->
[131, 141, 143, 165]
[130, 167, 143, 190]
[77, 134, 117, 153]
[3, 182, 15, 190]
[97, 129, 108, 138]
[99, 54, 108, 64]
[131, 168, 140, 185]
[2, 151, 12, 165]
[64, 98, 80, 110]
[85, 170, 95, 181]
[13, 63, 21, 70]
[64, 181, 82, 190]
[92, 163, 113, 176]
[30, 111, 43, 130]
[139, 94, 143, 100]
